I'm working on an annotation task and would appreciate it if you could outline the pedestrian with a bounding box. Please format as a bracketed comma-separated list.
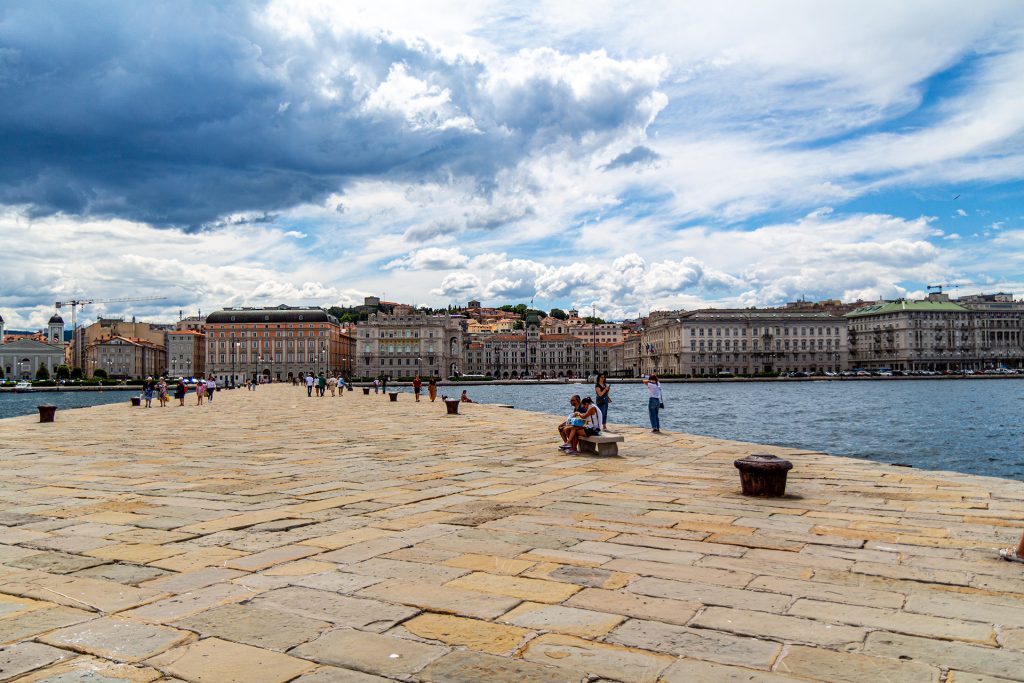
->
[206, 375, 217, 403]
[157, 377, 168, 407]
[428, 377, 437, 402]
[175, 377, 186, 406]
[594, 373, 610, 428]
[413, 374, 422, 402]
[327, 375, 338, 397]
[195, 376, 206, 405]
[643, 374, 662, 432]
[381, 375, 388, 394]
[305, 373, 315, 397]
[373, 378, 380, 394]
[317, 372, 327, 397]
[142, 376, 155, 408]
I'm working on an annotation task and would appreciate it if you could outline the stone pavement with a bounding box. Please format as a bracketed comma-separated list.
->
[0, 386, 1023, 683]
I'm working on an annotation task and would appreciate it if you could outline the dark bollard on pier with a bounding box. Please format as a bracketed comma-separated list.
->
[734, 453, 793, 497]
[388, 392, 398, 402]
[37, 405, 57, 423]
[444, 399, 460, 415]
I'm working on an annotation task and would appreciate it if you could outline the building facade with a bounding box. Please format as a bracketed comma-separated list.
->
[0, 314, 66, 379]
[639, 309, 848, 376]
[355, 306, 465, 379]
[205, 306, 353, 384]
[846, 296, 1024, 371]
[165, 330, 207, 378]
[88, 336, 166, 379]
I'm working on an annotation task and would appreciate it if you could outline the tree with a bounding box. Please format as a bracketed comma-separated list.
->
[70, 367, 84, 380]
[35, 363, 50, 380]
[92, 368, 108, 379]
[583, 316, 606, 324]
[55, 365, 71, 380]
[513, 320, 524, 330]
[549, 308, 568, 320]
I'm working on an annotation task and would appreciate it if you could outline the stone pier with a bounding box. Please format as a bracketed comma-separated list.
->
[0, 385, 1023, 682]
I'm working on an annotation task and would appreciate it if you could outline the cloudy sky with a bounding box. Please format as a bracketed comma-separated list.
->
[1, 0, 1023, 329]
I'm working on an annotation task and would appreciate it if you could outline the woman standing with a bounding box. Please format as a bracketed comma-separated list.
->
[428, 377, 437, 402]
[643, 375, 662, 432]
[142, 377, 155, 408]
[594, 374, 610, 428]
[413, 374, 422, 402]
[174, 378, 187, 406]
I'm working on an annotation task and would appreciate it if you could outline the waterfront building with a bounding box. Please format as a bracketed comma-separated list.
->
[640, 309, 848, 376]
[74, 317, 172, 372]
[623, 332, 642, 377]
[165, 330, 206, 378]
[87, 335, 165, 379]
[0, 314, 66, 379]
[205, 306, 353, 385]
[845, 294, 1024, 371]
[355, 305, 464, 379]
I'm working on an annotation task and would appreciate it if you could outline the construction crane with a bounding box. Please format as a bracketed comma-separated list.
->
[926, 283, 973, 295]
[55, 296, 166, 369]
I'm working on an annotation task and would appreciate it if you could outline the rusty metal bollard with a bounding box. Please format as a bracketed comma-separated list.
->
[389, 392, 398, 402]
[444, 399, 460, 415]
[734, 453, 793, 497]
[362, 387, 370, 395]
[37, 405, 57, 423]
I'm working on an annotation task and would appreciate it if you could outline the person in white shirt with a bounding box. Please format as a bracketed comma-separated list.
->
[205, 376, 217, 403]
[643, 374, 661, 432]
[305, 373, 315, 397]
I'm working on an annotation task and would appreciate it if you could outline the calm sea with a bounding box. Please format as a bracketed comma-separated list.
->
[2, 380, 1021, 479]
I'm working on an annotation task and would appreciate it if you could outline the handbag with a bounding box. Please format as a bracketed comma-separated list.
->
[659, 401, 665, 409]
[567, 416, 585, 427]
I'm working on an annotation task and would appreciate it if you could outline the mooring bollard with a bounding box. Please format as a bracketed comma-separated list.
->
[362, 387, 370, 395]
[389, 392, 398, 402]
[37, 405, 57, 423]
[734, 453, 793, 497]
[444, 399, 460, 415]
[130, 395, 142, 407]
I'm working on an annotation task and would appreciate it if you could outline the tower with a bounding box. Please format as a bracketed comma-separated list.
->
[48, 313, 64, 347]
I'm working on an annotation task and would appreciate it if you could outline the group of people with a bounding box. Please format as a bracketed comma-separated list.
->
[302, 373, 352, 397]
[556, 374, 663, 453]
[140, 376, 218, 408]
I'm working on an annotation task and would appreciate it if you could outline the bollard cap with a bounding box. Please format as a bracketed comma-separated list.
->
[734, 453, 793, 471]
[37, 404, 56, 408]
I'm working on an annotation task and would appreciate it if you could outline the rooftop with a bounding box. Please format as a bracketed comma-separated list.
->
[846, 300, 969, 317]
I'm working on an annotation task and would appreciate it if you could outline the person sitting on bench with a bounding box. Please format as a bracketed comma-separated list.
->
[558, 395, 582, 448]
[561, 397, 602, 454]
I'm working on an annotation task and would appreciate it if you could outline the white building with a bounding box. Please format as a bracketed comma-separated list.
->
[0, 314, 67, 379]
[355, 306, 465, 379]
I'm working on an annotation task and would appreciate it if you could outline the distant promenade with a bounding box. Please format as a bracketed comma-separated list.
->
[0, 386, 1023, 681]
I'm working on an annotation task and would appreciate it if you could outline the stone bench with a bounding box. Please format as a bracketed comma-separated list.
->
[578, 432, 624, 456]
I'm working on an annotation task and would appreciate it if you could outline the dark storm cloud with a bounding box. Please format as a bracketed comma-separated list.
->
[0, 1, 665, 229]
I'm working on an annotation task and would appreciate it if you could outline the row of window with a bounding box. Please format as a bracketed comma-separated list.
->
[690, 326, 841, 337]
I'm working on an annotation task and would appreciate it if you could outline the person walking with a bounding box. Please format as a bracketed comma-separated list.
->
[327, 375, 338, 397]
[157, 378, 168, 407]
[195, 376, 206, 405]
[643, 374, 662, 432]
[428, 377, 437, 402]
[317, 372, 327, 397]
[305, 373, 315, 397]
[175, 378, 186, 406]
[381, 375, 388, 394]
[413, 374, 422, 402]
[373, 378, 380, 394]
[206, 376, 217, 403]
[594, 373, 610, 428]
[142, 377, 155, 408]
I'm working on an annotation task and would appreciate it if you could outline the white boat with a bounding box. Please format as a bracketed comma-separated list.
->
[14, 381, 32, 391]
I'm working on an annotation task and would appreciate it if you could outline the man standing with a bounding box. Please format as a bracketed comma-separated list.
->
[413, 374, 422, 402]
[305, 373, 315, 397]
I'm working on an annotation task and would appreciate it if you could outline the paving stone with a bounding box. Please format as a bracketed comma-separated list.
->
[864, 631, 1024, 680]
[443, 553, 535, 575]
[1, 574, 167, 613]
[0, 594, 49, 620]
[746, 575, 906, 609]
[290, 667, 395, 683]
[289, 628, 447, 678]
[0, 544, 43, 564]
[0, 512, 39, 526]
[147, 637, 315, 683]
[626, 576, 790, 613]
[604, 558, 753, 587]
[70, 563, 171, 586]
[344, 558, 468, 584]
[148, 547, 248, 572]
[0, 606, 94, 645]
[8, 550, 108, 574]
[903, 591, 1024, 628]
[358, 579, 520, 620]
[946, 672, 1021, 683]
[446, 572, 581, 604]
[0, 642, 74, 680]
[403, 613, 531, 654]
[660, 658, 808, 682]
[775, 643, 940, 682]
[607, 618, 780, 670]
[520, 633, 675, 683]
[174, 603, 331, 651]
[252, 586, 418, 631]
[85, 543, 186, 564]
[499, 601, 625, 637]
[139, 567, 245, 593]
[691, 606, 867, 646]
[225, 544, 321, 571]
[9, 656, 165, 682]
[39, 616, 192, 662]
[263, 560, 337, 576]
[119, 583, 252, 623]
[417, 650, 577, 683]
[289, 570, 383, 593]
[787, 598, 995, 645]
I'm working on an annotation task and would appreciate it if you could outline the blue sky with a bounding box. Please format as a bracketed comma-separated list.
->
[1, 0, 1022, 328]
